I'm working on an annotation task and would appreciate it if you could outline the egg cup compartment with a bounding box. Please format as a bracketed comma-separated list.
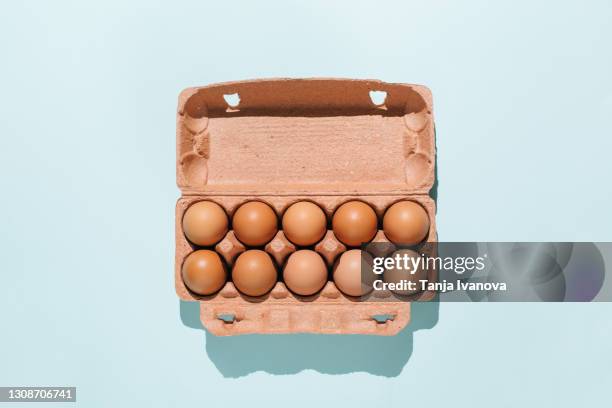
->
[175, 78, 436, 335]
[175, 194, 437, 335]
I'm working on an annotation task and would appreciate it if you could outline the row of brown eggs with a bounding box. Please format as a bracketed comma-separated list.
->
[182, 248, 316, 297]
[182, 247, 426, 299]
[182, 199, 430, 248]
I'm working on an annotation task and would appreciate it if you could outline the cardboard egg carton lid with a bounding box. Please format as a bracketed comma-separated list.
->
[176, 78, 435, 195]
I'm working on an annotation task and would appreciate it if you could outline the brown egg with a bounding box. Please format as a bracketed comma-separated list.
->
[181, 250, 226, 295]
[333, 249, 375, 297]
[332, 201, 378, 247]
[283, 250, 328, 296]
[383, 201, 430, 245]
[383, 249, 427, 296]
[232, 201, 278, 246]
[232, 250, 277, 296]
[282, 201, 327, 246]
[182, 201, 228, 246]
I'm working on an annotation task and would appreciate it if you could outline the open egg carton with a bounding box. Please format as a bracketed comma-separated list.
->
[175, 78, 437, 335]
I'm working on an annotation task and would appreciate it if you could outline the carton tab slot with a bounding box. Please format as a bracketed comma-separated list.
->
[372, 314, 396, 324]
[217, 313, 237, 324]
[369, 90, 387, 106]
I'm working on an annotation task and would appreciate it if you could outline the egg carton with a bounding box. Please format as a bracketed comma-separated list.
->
[175, 78, 437, 335]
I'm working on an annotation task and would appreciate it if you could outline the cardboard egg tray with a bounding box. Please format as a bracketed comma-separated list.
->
[175, 78, 437, 336]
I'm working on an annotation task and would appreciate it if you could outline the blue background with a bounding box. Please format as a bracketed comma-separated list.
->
[1, 1, 611, 406]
